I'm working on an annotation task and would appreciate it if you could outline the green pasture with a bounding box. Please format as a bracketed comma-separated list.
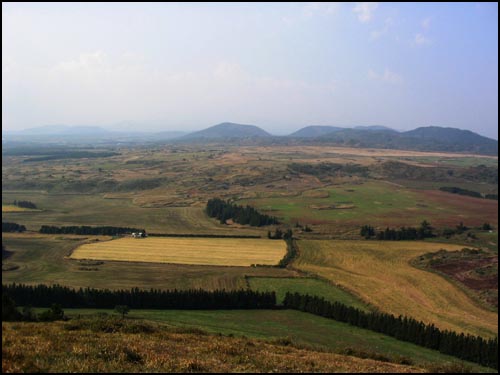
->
[1, 191, 261, 235]
[238, 181, 431, 225]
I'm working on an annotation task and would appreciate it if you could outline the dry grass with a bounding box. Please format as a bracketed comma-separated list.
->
[1, 205, 40, 213]
[294, 240, 498, 338]
[70, 237, 287, 267]
[2, 320, 425, 373]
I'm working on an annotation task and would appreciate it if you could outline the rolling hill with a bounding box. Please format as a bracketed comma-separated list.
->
[182, 122, 272, 139]
[288, 125, 345, 138]
[289, 125, 395, 138]
[314, 126, 498, 155]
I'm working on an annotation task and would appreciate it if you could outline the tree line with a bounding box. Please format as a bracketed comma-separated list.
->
[2, 222, 26, 233]
[360, 220, 434, 240]
[283, 292, 498, 369]
[206, 198, 279, 227]
[39, 225, 144, 236]
[12, 200, 37, 209]
[362, 221, 494, 240]
[440, 186, 498, 200]
[2, 283, 496, 369]
[2, 283, 276, 310]
[278, 238, 298, 268]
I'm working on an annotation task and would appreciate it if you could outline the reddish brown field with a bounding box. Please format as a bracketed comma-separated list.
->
[432, 256, 498, 307]
[413, 190, 498, 227]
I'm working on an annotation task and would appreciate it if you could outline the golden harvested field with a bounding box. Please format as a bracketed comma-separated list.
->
[70, 237, 287, 267]
[294, 240, 498, 338]
[2, 205, 40, 212]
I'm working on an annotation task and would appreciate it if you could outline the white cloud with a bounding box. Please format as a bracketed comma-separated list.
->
[325, 2, 341, 15]
[368, 68, 403, 84]
[422, 17, 431, 30]
[303, 2, 321, 17]
[353, 2, 378, 23]
[303, 2, 340, 18]
[370, 17, 393, 40]
[415, 33, 431, 45]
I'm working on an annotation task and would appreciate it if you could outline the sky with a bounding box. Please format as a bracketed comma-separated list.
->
[2, 2, 498, 138]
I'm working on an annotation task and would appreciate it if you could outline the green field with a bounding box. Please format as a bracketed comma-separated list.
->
[2, 233, 297, 290]
[1, 191, 262, 235]
[238, 181, 446, 227]
[247, 276, 370, 311]
[35, 308, 494, 372]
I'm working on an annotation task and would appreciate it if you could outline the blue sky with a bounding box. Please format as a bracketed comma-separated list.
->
[2, 2, 498, 138]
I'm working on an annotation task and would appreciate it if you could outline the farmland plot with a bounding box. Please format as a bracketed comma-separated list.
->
[71, 237, 287, 267]
[295, 240, 498, 338]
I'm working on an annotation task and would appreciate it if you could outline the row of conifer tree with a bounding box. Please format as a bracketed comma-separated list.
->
[2, 283, 497, 369]
[2, 283, 276, 310]
[39, 225, 144, 236]
[2, 222, 26, 232]
[360, 220, 434, 240]
[206, 198, 279, 226]
[283, 292, 498, 369]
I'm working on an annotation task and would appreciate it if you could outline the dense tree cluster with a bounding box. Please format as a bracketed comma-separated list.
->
[360, 221, 434, 240]
[2, 284, 277, 310]
[267, 228, 292, 240]
[2, 222, 26, 233]
[360, 225, 375, 239]
[283, 293, 498, 369]
[23, 151, 119, 162]
[287, 162, 369, 179]
[12, 200, 37, 209]
[440, 186, 498, 200]
[440, 186, 482, 198]
[2, 294, 63, 322]
[39, 225, 143, 236]
[206, 198, 279, 227]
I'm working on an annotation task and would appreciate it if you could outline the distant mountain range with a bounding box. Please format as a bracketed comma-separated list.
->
[3, 123, 497, 155]
[313, 126, 498, 155]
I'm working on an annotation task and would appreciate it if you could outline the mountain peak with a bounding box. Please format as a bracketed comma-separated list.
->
[183, 122, 271, 139]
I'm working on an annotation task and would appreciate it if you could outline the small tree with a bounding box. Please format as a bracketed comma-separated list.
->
[456, 222, 468, 234]
[38, 303, 64, 321]
[22, 305, 36, 321]
[115, 305, 130, 319]
[481, 223, 492, 231]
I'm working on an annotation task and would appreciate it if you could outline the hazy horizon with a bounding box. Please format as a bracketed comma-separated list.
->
[2, 2, 498, 139]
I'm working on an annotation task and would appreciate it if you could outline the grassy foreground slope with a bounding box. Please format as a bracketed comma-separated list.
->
[2, 320, 424, 373]
[16, 310, 495, 372]
[294, 240, 498, 338]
